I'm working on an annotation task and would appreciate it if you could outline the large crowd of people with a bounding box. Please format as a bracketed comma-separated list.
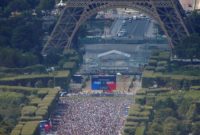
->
[51, 96, 132, 135]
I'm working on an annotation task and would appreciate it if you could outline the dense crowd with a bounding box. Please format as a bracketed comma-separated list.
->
[52, 96, 132, 135]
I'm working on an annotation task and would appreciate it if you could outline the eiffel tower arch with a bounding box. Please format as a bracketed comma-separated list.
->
[42, 0, 191, 55]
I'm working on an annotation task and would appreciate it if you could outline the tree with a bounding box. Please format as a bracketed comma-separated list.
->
[155, 108, 176, 121]
[175, 34, 200, 61]
[163, 117, 178, 135]
[47, 79, 54, 88]
[0, 0, 11, 8]
[5, 0, 31, 13]
[181, 79, 191, 90]
[147, 122, 163, 135]
[44, 52, 61, 66]
[187, 11, 200, 34]
[37, 0, 55, 11]
[163, 123, 177, 135]
[34, 80, 43, 88]
[0, 24, 12, 47]
[0, 47, 19, 67]
[186, 104, 196, 120]
[0, 114, 3, 122]
[0, 47, 39, 68]
[26, 0, 40, 9]
[16, 52, 39, 67]
[178, 120, 191, 135]
[192, 122, 200, 135]
[154, 97, 177, 110]
[178, 98, 192, 118]
[164, 117, 178, 124]
[11, 19, 43, 53]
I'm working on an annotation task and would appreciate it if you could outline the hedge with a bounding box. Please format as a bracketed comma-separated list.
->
[142, 105, 153, 111]
[158, 51, 170, 60]
[0, 71, 70, 88]
[63, 49, 77, 56]
[38, 96, 54, 107]
[10, 90, 59, 135]
[0, 92, 25, 105]
[0, 64, 46, 74]
[135, 95, 146, 105]
[148, 59, 157, 66]
[145, 88, 170, 94]
[29, 97, 41, 106]
[157, 61, 168, 66]
[68, 56, 80, 62]
[21, 106, 37, 116]
[10, 129, 21, 135]
[21, 121, 39, 135]
[9, 87, 60, 135]
[150, 55, 159, 60]
[0, 85, 38, 95]
[184, 90, 200, 99]
[0, 86, 56, 95]
[35, 107, 48, 117]
[37, 89, 49, 98]
[142, 71, 200, 88]
[129, 110, 150, 117]
[126, 116, 149, 122]
[10, 124, 24, 135]
[129, 104, 141, 112]
[128, 104, 153, 112]
[36, 89, 59, 117]
[155, 66, 166, 72]
[11, 121, 39, 135]
[123, 126, 135, 135]
[190, 86, 200, 90]
[146, 95, 155, 105]
[136, 89, 146, 95]
[0, 76, 69, 89]
[48, 88, 60, 95]
[135, 126, 145, 135]
[20, 116, 43, 122]
[124, 121, 139, 127]
[63, 62, 76, 69]
[145, 66, 156, 71]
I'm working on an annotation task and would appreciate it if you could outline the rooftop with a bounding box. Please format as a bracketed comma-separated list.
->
[97, 50, 131, 58]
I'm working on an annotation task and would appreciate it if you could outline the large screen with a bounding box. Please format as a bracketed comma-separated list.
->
[91, 75, 116, 92]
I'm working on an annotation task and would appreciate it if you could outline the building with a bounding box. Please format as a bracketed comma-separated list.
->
[194, 0, 200, 10]
[180, 0, 200, 10]
[97, 50, 131, 71]
[81, 44, 152, 74]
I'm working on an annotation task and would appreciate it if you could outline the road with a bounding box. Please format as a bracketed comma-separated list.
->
[110, 19, 124, 36]
[123, 19, 150, 39]
[109, 17, 153, 40]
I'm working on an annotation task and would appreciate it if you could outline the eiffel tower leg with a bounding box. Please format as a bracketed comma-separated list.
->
[151, 0, 190, 47]
[42, 7, 85, 55]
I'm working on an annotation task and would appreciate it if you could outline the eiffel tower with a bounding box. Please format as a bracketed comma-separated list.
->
[42, 0, 191, 55]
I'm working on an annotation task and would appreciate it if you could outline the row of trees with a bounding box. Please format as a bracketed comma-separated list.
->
[175, 33, 200, 61]
[0, 0, 85, 68]
[174, 11, 200, 61]
[0, 0, 56, 16]
[0, 14, 43, 67]
[0, 0, 70, 68]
